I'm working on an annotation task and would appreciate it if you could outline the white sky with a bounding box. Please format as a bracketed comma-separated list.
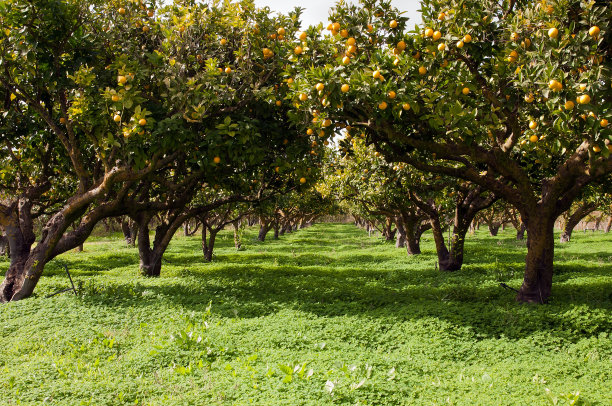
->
[254, 0, 422, 29]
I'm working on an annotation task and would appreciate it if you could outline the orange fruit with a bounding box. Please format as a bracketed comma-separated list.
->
[139, 118, 147, 126]
[588, 26, 600, 37]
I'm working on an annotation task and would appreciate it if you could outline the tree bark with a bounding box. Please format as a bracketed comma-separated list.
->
[559, 203, 598, 243]
[232, 220, 242, 249]
[136, 216, 162, 277]
[202, 225, 218, 262]
[516, 222, 526, 240]
[121, 218, 132, 246]
[489, 223, 500, 236]
[395, 216, 406, 248]
[605, 217, 612, 233]
[0, 232, 9, 257]
[258, 220, 271, 241]
[517, 217, 555, 304]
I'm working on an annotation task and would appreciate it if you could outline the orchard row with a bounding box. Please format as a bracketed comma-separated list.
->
[0, 0, 610, 303]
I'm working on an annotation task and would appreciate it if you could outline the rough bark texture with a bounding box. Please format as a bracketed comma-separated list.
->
[605, 217, 612, 233]
[258, 217, 271, 242]
[516, 222, 526, 240]
[0, 233, 9, 257]
[517, 217, 555, 303]
[559, 203, 598, 243]
[136, 215, 162, 277]
[201, 225, 218, 262]
[489, 223, 501, 236]
[232, 220, 242, 250]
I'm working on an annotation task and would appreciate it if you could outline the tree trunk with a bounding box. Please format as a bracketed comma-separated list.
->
[395, 216, 406, 248]
[517, 217, 555, 304]
[258, 222, 270, 242]
[429, 215, 452, 270]
[402, 214, 422, 255]
[559, 203, 598, 243]
[489, 223, 500, 236]
[0, 233, 9, 257]
[273, 218, 280, 239]
[121, 218, 132, 246]
[605, 217, 612, 233]
[202, 226, 218, 262]
[232, 220, 242, 250]
[516, 222, 526, 240]
[136, 218, 161, 277]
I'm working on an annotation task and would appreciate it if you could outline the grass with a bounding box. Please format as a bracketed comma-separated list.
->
[0, 224, 610, 405]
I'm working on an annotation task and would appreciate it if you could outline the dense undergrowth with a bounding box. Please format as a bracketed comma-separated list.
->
[0, 224, 610, 405]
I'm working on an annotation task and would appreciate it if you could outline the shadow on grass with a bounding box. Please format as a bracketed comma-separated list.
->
[11, 224, 612, 343]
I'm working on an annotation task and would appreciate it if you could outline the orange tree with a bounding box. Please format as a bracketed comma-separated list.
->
[0, 0, 312, 301]
[288, 0, 611, 302]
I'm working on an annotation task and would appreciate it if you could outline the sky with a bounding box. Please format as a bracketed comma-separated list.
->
[254, 0, 422, 29]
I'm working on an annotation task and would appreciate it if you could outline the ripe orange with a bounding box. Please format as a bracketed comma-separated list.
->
[601, 119, 609, 127]
[315, 83, 325, 92]
[402, 103, 411, 110]
[299, 31, 307, 40]
[300, 177, 306, 184]
[463, 34, 472, 43]
[425, 28, 434, 37]
[118, 75, 127, 84]
[529, 135, 538, 143]
[322, 119, 332, 127]
[548, 27, 559, 39]
[529, 120, 537, 130]
[225, 67, 231, 73]
[299, 93, 308, 101]
[510, 32, 519, 41]
[341, 84, 349, 93]
[277, 27, 285, 36]
[593, 145, 601, 153]
[588, 26, 600, 37]
[564, 100, 574, 110]
[373, 70, 381, 79]
[456, 40, 464, 49]
[275, 100, 282, 106]
[332, 22, 340, 31]
[340, 29, 348, 38]
[437, 43, 446, 51]
[432, 31, 442, 41]
[462, 87, 470, 95]
[59, 117, 66, 124]
[142, 25, 149, 32]
[577, 94, 591, 104]
[388, 91, 396, 99]
[379, 101, 388, 110]
[113, 114, 121, 123]
[389, 20, 398, 29]
[220, 38, 227, 46]
[548, 79, 562, 91]
[294, 46, 303, 55]
[118, 7, 126, 15]
[418, 66, 427, 75]
[342, 56, 350, 65]
[397, 40, 406, 50]
[147, 10, 154, 17]
[524, 94, 534, 103]
[213, 156, 221, 164]
[139, 118, 147, 126]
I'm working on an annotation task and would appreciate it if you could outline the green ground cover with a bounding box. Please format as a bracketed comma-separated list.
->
[0, 224, 610, 405]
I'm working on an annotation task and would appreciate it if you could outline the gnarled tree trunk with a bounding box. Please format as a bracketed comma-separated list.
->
[559, 202, 598, 243]
[232, 220, 242, 250]
[517, 216, 555, 303]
